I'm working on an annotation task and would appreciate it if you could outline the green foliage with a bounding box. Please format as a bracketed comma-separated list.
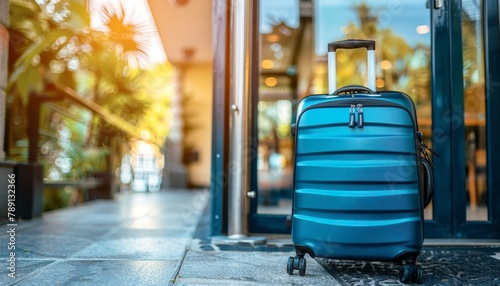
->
[7, 0, 172, 181]
[135, 63, 174, 146]
[65, 145, 110, 178]
[335, 2, 430, 100]
[8, 0, 89, 104]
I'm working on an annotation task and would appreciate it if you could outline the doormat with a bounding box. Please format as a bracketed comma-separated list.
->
[317, 246, 500, 286]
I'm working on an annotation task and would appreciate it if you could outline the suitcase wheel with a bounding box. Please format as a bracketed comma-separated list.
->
[399, 264, 423, 284]
[286, 256, 306, 276]
[298, 258, 306, 276]
[286, 257, 294, 275]
[286, 256, 307, 276]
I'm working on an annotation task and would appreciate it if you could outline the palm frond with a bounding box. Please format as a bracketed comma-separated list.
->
[90, 0, 156, 67]
[65, 0, 91, 30]
[14, 29, 73, 68]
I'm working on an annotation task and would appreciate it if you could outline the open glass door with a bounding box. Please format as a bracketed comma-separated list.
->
[428, 0, 500, 239]
[312, 0, 435, 221]
[251, 0, 436, 233]
[449, 0, 500, 238]
[250, 0, 499, 238]
[250, 0, 301, 233]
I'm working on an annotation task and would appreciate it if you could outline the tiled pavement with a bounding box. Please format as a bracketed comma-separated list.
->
[1, 190, 500, 285]
[0, 190, 209, 285]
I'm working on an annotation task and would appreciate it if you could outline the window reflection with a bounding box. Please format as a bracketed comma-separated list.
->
[257, 0, 299, 214]
[314, 1, 432, 219]
[314, 1, 431, 119]
[257, 0, 432, 216]
[462, 0, 488, 221]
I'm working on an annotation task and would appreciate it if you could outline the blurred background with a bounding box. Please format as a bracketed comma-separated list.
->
[0, 0, 493, 236]
[3, 0, 213, 213]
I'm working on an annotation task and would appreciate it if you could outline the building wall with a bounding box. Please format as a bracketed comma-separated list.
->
[180, 63, 213, 187]
[0, 0, 9, 159]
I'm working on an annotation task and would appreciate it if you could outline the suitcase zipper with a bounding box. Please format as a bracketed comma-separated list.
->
[347, 104, 364, 128]
[348, 105, 356, 128]
[357, 104, 364, 128]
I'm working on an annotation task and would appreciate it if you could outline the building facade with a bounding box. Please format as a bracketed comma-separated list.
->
[210, 0, 500, 239]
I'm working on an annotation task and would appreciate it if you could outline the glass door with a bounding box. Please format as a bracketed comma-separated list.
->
[249, 0, 500, 238]
[251, 0, 436, 233]
[447, 0, 500, 238]
[427, 0, 500, 239]
[250, 0, 301, 233]
[312, 1, 435, 225]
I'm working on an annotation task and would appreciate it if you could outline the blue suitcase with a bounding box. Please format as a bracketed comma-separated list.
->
[286, 40, 435, 284]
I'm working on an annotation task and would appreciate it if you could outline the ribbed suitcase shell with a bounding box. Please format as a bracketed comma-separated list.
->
[291, 91, 424, 262]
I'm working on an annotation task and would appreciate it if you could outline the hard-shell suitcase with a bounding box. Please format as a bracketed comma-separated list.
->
[286, 39, 435, 284]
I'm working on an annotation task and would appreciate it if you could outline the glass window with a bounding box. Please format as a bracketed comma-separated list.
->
[257, 0, 299, 214]
[257, 0, 432, 217]
[314, 0, 432, 219]
[462, 0, 487, 221]
[314, 1, 431, 113]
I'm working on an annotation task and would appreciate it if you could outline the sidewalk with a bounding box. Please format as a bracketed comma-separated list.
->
[1, 189, 500, 285]
[0, 189, 208, 285]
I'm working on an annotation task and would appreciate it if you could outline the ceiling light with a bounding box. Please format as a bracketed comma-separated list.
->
[261, 59, 274, 69]
[265, 77, 278, 87]
[266, 34, 280, 43]
[416, 25, 430, 34]
[380, 60, 392, 70]
[376, 78, 385, 88]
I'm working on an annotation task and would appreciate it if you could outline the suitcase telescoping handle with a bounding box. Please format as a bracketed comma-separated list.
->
[328, 39, 376, 94]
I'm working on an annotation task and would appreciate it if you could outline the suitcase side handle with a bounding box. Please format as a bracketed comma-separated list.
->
[328, 39, 375, 52]
[333, 85, 376, 95]
[421, 157, 434, 208]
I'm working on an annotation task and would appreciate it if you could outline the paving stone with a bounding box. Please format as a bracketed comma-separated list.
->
[110, 228, 194, 239]
[73, 237, 188, 260]
[175, 250, 341, 286]
[127, 214, 199, 231]
[0, 226, 110, 259]
[16, 260, 178, 286]
[0, 259, 55, 286]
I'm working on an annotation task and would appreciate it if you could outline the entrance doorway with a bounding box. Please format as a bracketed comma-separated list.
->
[425, 0, 500, 238]
[249, 0, 500, 238]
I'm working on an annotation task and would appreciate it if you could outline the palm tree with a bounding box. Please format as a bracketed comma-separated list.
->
[8, 0, 89, 105]
[89, 0, 156, 68]
[7, 0, 169, 182]
[7, 0, 90, 162]
[81, 0, 159, 146]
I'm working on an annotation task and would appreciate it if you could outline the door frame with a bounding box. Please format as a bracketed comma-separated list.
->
[424, 0, 455, 238]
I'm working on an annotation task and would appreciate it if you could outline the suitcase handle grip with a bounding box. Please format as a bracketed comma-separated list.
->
[328, 39, 377, 93]
[328, 39, 375, 52]
[333, 85, 376, 95]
